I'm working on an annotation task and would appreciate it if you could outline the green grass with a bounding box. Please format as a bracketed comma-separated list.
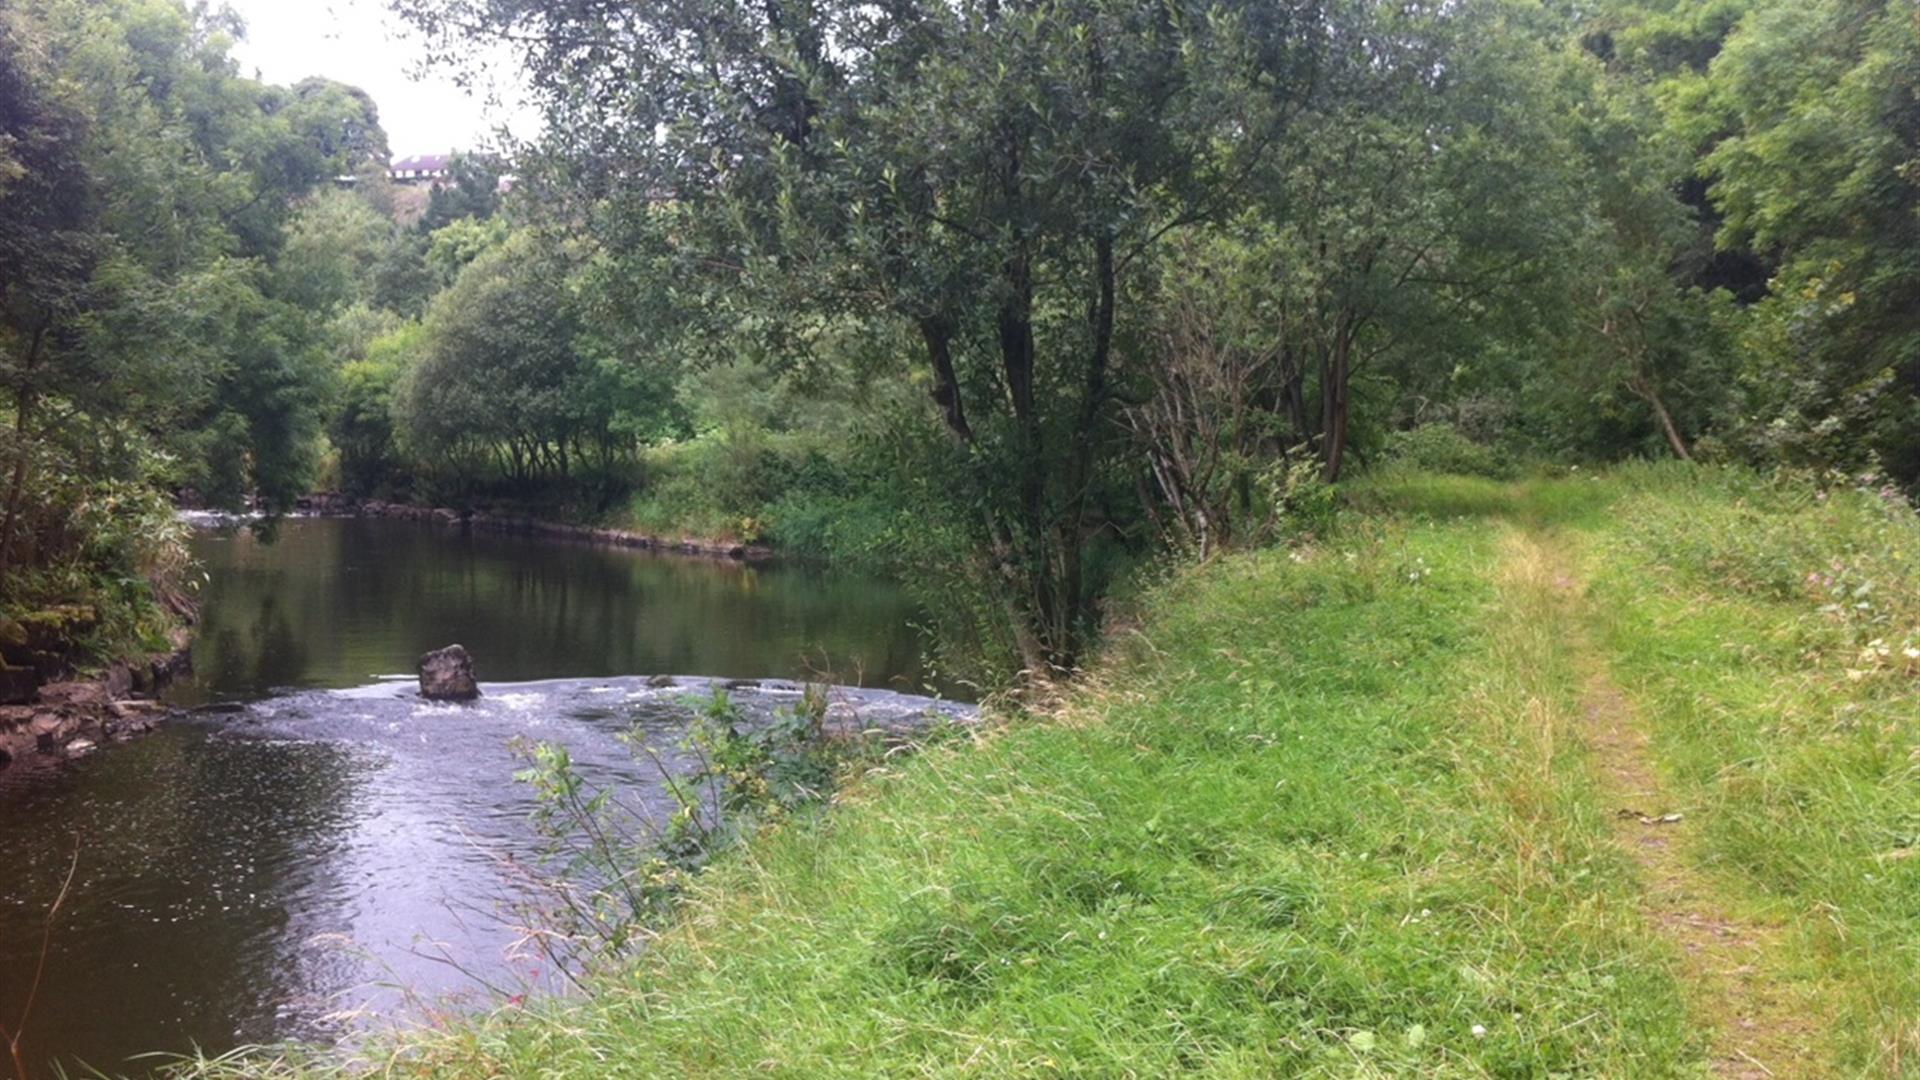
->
[183, 464, 1920, 1077]
[1583, 465, 1920, 1073]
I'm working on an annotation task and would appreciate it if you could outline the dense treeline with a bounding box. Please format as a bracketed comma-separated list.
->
[391, 0, 1920, 678]
[1, 0, 1915, 681]
[0, 0, 392, 649]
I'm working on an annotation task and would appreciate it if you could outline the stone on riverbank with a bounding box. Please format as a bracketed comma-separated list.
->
[418, 644, 480, 701]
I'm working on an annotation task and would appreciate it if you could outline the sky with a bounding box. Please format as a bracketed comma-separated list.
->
[220, 0, 541, 158]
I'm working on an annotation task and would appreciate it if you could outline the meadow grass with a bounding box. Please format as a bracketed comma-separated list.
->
[184, 464, 1920, 1077]
[1582, 465, 1920, 1074]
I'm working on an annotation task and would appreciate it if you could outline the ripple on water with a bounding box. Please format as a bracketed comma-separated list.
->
[0, 675, 970, 1075]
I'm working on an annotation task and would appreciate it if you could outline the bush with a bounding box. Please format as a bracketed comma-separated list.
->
[627, 431, 881, 552]
[1382, 423, 1515, 480]
[0, 427, 193, 663]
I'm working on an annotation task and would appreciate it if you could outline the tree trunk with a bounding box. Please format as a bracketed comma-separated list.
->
[918, 316, 972, 443]
[1052, 231, 1117, 672]
[914, 311, 1049, 678]
[1628, 372, 1692, 461]
[1321, 317, 1354, 483]
[997, 257, 1055, 671]
[1279, 344, 1310, 450]
[995, 125, 1059, 676]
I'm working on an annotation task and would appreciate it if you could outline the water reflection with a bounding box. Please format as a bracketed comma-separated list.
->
[178, 517, 941, 703]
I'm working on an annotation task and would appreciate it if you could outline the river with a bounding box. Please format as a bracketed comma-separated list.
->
[0, 517, 959, 1076]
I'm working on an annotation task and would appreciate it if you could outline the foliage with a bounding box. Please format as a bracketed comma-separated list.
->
[1120, 228, 1296, 557]
[278, 189, 396, 315]
[1383, 424, 1516, 481]
[394, 231, 598, 492]
[506, 687, 893, 982]
[417, 152, 506, 233]
[0, 432, 192, 654]
[0, 0, 392, 656]
[331, 323, 422, 497]
[1245, 0, 1593, 482]
[1700, 0, 1920, 482]
[3, 0, 1917, 698]
[394, 0, 1328, 677]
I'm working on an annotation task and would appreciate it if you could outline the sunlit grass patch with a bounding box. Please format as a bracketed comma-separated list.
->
[1346, 466, 1615, 530]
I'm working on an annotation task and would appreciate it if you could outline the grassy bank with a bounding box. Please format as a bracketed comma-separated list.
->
[1584, 470, 1920, 1073]
[198, 465, 1920, 1077]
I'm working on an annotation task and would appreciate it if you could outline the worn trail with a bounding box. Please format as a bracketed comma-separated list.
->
[1495, 529, 1819, 1079]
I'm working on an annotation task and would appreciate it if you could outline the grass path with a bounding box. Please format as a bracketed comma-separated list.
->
[1498, 526, 1819, 1078]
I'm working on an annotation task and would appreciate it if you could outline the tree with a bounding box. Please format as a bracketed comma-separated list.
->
[417, 151, 505, 233]
[394, 231, 598, 489]
[1559, 31, 1740, 461]
[0, 4, 97, 588]
[1697, 0, 1920, 479]
[0, 0, 392, 608]
[393, 0, 1319, 675]
[279, 188, 395, 313]
[1129, 1, 1592, 483]
[333, 322, 421, 496]
[1120, 227, 1293, 557]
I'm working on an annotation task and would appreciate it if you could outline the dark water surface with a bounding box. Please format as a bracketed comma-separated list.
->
[178, 516, 942, 702]
[0, 518, 956, 1076]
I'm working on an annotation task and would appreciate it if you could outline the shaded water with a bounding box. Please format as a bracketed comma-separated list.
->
[177, 516, 943, 702]
[0, 519, 957, 1076]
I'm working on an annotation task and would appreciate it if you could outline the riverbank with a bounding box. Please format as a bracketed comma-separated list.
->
[292, 493, 775, 562]
[0, 612, 190, 768]
[181, 465, 1920, 1077]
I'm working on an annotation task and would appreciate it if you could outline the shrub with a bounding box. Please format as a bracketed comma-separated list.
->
[1382, 423, 1515, 479]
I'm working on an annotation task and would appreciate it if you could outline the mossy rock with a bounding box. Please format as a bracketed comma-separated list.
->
[14, 605, 98, 652]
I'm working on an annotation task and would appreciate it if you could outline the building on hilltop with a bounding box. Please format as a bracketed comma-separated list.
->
[390, 153, 453, 184]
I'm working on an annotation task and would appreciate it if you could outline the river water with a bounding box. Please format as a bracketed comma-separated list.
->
[0, 518, 959, 1076]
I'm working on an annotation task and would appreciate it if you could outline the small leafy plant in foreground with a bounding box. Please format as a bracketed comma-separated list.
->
[506, 686, 893, 985]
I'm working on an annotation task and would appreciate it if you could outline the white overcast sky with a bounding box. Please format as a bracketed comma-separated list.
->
[221, 0, 540, 157]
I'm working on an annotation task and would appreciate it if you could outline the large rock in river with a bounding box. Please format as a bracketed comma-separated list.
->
[418, 644, 480, 701]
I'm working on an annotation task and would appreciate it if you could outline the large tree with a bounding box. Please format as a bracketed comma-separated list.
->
[394, 0, 1319, 675]
[394, 230, 600, 488]
[1699, 0, 1920, 479]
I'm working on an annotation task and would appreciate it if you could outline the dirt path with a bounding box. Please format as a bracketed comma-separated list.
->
[1498, 529, 1818, 1079]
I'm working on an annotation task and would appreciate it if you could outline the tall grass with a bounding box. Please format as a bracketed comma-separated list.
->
[1585, 464, 1920, 1073]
